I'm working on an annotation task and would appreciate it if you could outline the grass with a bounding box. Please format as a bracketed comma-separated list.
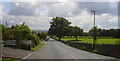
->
[31, 43, 45, 51]
[2, 58, 20, 61]
[38, 43, 45, 45]
[77, 39, 118, 44]
[61, 36, 119, 44]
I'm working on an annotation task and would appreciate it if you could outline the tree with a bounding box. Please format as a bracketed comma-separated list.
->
[89, 26, 99, 51]
[2, 23, 40, 48]
[89, 26, 99, 40]
[83, 32, 89, 36]
[27, 33, 39, 47]
[64, 26, 74, 36]
[38, 32, 47, 40]
[48, 17, 71, 40]
[97, 28, 119, 38]
[12, 23, 32, 48]
[72, 26, 83, 40]
[2, 25, 14, 40]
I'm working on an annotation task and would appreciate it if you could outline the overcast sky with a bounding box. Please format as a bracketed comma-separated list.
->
[1, 1, 118, 32]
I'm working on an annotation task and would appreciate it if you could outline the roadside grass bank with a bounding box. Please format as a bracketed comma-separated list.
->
[1, 58, 20, 61]
[31, 43, 45, 51]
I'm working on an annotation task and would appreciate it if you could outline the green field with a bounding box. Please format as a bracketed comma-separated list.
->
[61, 36, 119, 44]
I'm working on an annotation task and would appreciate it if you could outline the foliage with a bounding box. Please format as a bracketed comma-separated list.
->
[28, 33, 40, 46]
[64, 26, 74, 36]
[0, 24, 2, 40]
[13, 22, 31, 40]
[38, 32, 47, 39]
[83, 32, 89, 36]
[98, 28, 119, 38]
[89, 26, 99, 40]
[2, 22, 40, 47]
[72, 26, 83, 40]
[64, 26, 83, 40]
[48, 17, 71, 40]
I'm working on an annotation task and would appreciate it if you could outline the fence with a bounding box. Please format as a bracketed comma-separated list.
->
[60, 40, 120, 58]
[3, 40, 31, 50]
[21, 40, 32, 50]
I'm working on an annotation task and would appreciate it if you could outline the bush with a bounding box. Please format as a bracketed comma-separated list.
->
[39, 32, 47, 39]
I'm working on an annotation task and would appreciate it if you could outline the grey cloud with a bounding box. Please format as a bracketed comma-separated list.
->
[7, 2, 118, 17]
[46, 2, 118, 17]
[47, 2, 80, 17]
[2, 14, 50, 30]
[8, 2, 38, 16]
[77, 2, 118, 15]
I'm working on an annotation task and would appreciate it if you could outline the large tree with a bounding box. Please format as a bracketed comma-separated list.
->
[64, 26, 74, 36]
[48, 17, 71, 40]
[64, 26, 83, 40]
[72, 26, 83, 40]
[89, 26, 99, 40]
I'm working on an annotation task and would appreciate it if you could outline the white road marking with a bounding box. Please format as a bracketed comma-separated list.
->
[70, 55, 77, 59]
[23, 51, 35, 59]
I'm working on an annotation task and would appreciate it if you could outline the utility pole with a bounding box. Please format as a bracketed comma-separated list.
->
[91, 10, 96, 51]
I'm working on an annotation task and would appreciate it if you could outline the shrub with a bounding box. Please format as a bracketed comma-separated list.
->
[39, 32, 47, 39]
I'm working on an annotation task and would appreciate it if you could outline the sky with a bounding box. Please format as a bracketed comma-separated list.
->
[0, 0, 119, 32]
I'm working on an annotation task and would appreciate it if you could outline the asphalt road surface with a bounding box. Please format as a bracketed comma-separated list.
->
[24, 38, 119, 61]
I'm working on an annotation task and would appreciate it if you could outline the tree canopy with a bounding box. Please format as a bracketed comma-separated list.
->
[2, 22, 40, 47]
[48, 17, 71, 40]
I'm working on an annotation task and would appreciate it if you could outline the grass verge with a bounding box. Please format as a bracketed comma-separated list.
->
[31, 43, 44, 51]
[2, 58, 20, 61]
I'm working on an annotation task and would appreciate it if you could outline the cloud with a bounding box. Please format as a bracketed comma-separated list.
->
[47, 2, 80, 17]
[2, 14, 51, 30]
[76, 2, 118, 16]
[7, 2, 117, 16]
[2, 2, 118, 32]
[96, 13, 118, 29]
[8, 2, 38, 16]
[0, 4, 5, 18]
[2, 0, 119, 2]
[66, 11, 118, 32]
